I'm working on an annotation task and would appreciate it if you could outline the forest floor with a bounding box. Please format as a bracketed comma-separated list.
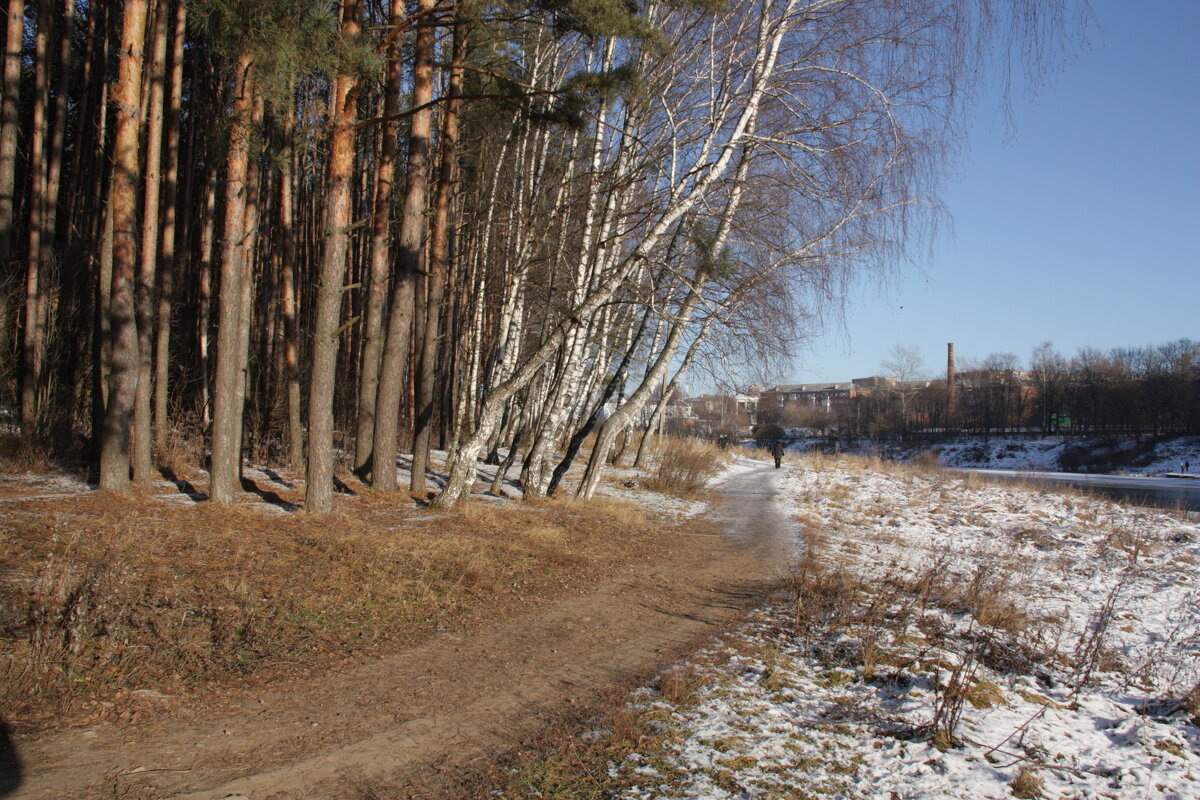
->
[0, 452, 797, 799]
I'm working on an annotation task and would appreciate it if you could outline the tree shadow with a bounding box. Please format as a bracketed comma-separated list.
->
[259, 468, 295, 489]
[159, 466, 205, 501]
[239, 476, 301, 511]
[0, 719, 22, 797]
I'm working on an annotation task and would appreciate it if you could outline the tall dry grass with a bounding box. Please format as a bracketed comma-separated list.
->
[644, 436, 729, 496]
[0, 490, 670, 730]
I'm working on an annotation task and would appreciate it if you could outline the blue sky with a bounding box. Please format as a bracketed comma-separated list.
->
[786, 0, 1200, 384]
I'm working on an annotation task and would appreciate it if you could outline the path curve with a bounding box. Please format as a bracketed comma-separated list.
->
[9, 463, 797, 800]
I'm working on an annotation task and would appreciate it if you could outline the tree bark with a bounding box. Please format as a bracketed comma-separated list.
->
[98, 0, 148, 491]
[411, 14, 465, 493]
[208, 52, 254, 503]
[134, 0, 168, 485]
[20, 0, 51, 426]
[353, 0, 403, 478]
[196, 168, 216, 428]
[371, 0, 435, 493]
[153, 0, 186, 454]
[277, 102, 303, 470]
[0, 0, 21, 267]
[0, 0, 22, 381]
[305, 0, 361, 514]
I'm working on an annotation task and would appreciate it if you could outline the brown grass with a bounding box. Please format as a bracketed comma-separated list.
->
[1010, 766, 1044, 798]
[156, 422, 207, 480]
[645, 436, 728, 497]
[0, 430, 52, 473]
[0, 485, 672, 732]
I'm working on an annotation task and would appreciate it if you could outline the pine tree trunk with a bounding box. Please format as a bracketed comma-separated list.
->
[277, 104, 303, 470]
[21, 0, 52, 426]
[305, 0, 360, 514]
[134, 0, 167, 485]
[232, 91, 263, 474]
[0, 0, 21, 263]
[196, 169, 216, 428]
[0, 0, 23, 375]
[371, 0, 435, 493]
[92, 185, 113, 443]
[208, 52, 254, 503]
[353, 0, 403, 478]
[98, 0, 148, 491]
[36, 0, 72, 412]
[411, 16, 465, 493]
[153, 0, 186, 454]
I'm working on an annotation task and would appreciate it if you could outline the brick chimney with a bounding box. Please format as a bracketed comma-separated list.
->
[947, 342, 957, 412]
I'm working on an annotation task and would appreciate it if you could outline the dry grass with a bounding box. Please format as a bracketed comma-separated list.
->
[1010, 766, 1044, 798]
[156, 422, 207, 480]
[0, 430, 53, 473]
[464, 649, 725, 800]
[0, 487, 670, 731]
[644, 436, 729, 497]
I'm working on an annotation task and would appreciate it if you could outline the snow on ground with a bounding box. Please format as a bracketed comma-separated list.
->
[788, 435, 1200, 477]
[606, 457, 1200, 799]
[919, 436, 1200, 476]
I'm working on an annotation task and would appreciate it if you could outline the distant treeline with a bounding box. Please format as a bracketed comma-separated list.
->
[783, 340, 1200, 439]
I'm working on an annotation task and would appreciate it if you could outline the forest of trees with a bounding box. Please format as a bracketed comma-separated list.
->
[0, 0, 1078, 509]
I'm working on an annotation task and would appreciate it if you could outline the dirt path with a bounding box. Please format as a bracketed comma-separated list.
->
[7, 464, 798, 800]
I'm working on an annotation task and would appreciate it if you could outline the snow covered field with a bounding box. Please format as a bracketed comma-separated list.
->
[915, 435, 1200, 476]
[608, 455, 1200, 799]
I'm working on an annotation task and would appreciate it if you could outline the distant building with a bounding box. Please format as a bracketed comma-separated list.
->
[758, 380, 873, 419]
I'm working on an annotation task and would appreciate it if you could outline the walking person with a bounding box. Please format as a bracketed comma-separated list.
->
[771, 439, 784, 469]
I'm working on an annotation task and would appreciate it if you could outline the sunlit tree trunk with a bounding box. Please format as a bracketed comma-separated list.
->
[133, 0, 168, 485]
[98, 0, 148, 491]
[0, 0, 22, 375]
[411, 15, 465, 493]
[231, 91, 263, 474]
[305, 0, 361, 513]
[372, 0, 435, 493]
[353, 0, 403, 478]
[20, 0, 52, 426]
[0, 0, 21, 266]
[196, 169, 216, 429]
[208, 52, 254, 503]
[277, 102, 303, 470]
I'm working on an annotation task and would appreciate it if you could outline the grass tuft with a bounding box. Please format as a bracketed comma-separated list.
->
[1010, 766, 1044, 798]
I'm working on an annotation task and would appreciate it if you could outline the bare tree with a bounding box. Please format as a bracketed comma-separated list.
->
[881, 344, 926, 436]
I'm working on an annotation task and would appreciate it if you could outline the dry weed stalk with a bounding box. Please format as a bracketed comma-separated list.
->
[927, 631, 982, 750]
[1070, 571, 1129, 694]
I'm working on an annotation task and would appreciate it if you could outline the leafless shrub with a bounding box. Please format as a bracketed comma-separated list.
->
[788, 541, 867, 645]
[1070, 572, 1129, 692]
[645, 436, 727, 497]
[927, 639, 981, 750]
